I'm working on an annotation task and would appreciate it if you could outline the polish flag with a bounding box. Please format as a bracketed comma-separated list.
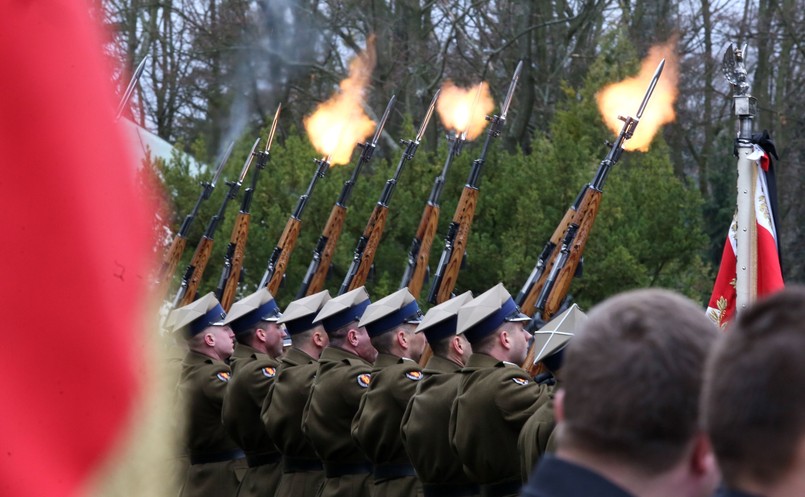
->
[706, 144, 784, 328]
[0, 2, 156, 496]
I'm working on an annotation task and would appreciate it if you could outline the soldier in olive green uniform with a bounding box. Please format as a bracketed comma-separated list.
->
[173, 292, 246, 497]
[262, 290, 331, 497]
[351, 288, 428, 497]
[221, 288, 286, 497]
[449, 284, 552, 497]
[517, 305, 584, 481]
[301, 287, 377, 497]
[401, 292, 477, 497]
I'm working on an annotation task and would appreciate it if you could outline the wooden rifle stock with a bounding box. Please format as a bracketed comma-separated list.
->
[428, 187, 480, 305]
[342, 204, 389, 293]
[265, 217, 303, 295]
[404, 203, 440, 299]
[217, 211, 250, 311]
[156, 235, 187, 295]
[300, 204, 347, 296]
[177, 236, 215, 306]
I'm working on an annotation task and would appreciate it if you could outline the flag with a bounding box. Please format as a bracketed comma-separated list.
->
[0, 2, 155, 496]
[706, 142, 784, 328]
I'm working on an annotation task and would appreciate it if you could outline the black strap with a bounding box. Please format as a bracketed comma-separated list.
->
[372, 462, 416, 480]
[422, 482, 480, 497]
[245, 451, 281, 468]
[283, 457, 323, 473]
[480, 479, 521, 497]
[323, 462, 372, 478]
[189, 449, 245, 465]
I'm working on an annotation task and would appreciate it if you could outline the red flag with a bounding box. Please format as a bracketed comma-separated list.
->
[0, 2, 155, 496]
[707, 146, 784, 327]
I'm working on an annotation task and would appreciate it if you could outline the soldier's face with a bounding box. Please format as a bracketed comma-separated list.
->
[508, 322, 530, 364]
[407, 328, 427, 362]
[212, 325, 236, 359]
[262, 322, 285, 358]
[354, 326, 378, 364]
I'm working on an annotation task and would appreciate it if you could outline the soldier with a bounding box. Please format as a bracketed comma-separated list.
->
[351, 288, 428, 497]
[449, 283, 551, 497]
[301, 287, 377, 497]
[521, 289, 719, 497]
[703, 287, 805, 497]
[220, 288, 286, 497]
[172, 292, 246, 497]
[401, 292, 477, 497]
[262, 290, 331, 497]
[518, 304, 585, 481]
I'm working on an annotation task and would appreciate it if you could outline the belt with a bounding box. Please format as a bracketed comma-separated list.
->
[245, 451, 281, 468]
[323, 462, 372, 478]
[283, 457, 323, 473]
[422, 482, 480, 497]
[189, 449, 245, 465]
[373, 462, 416, 481]
[480, 480, 521, 497]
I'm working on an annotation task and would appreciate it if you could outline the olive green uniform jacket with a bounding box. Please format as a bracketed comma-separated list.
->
[401, 355, 479, 497]
[352, 354, 423, 497]
[262, 347, 324, 497]
[222, 343, 282, 497]
[517, 384, 558, 481]
[449, 354, 551, 497]
[302, 346, 374, 497]
[177, 351, 246, 497]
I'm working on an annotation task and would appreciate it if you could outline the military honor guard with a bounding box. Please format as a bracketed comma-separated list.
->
[401, 291, 477, 497]
[449, 283, 552, 497]
[220, 288, 286, 497]
[301, 286, 377, 497]
[518, 304, 585, 481]
[351, 288, 428, 497]
[521, 289, 719, 497]
[172, 292, 246, 497]
[262, 290, 331, 497]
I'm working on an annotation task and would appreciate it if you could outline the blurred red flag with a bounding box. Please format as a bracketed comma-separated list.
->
[0, 2, 155, 496]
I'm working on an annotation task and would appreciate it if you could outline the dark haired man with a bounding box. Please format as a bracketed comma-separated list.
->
[703, 286, 805, 497]
[521, 288, 719, 497]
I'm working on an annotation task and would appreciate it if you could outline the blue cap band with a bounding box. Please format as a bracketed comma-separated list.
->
[463, 297, 519, 343]
[230, 299, 281, 335]
[319, 298, 371, 333]
[365, 300, 421, 337]
[187, 304, 227, 336]
[284, 313, 318, 335]
[423, 315, 459, 343]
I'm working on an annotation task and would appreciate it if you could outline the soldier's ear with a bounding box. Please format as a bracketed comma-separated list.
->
[203, 332, 216, 347]
[255, 327, 267, 343]
[347, 328, 360, 346]
[499, 329, 512, 350]
[397, 329, 408, 350]
[313, 331, 327, 347]
[554, 389, 566, 422]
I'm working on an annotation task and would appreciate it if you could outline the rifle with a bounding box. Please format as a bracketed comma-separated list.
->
[172, 144, 255, 308]
[259, 155, 332, 295]
[296, 95, 397, 298]
[215, 109, 281, 310]
[115, 55, 148, 122]
[156, 141, 232, 299]
[398, 131, 466, 298]
[519, 59, 665, 373]
[427, 61, 524, 305]
[339, 91, 439, 295]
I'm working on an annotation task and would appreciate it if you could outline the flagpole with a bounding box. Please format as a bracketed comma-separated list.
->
[724, 44, 758, 313]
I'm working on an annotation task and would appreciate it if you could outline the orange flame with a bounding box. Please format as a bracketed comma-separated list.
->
[304, 36, 377, 165]
[597, 38, 679, 151]
[436, 81, 495, 141]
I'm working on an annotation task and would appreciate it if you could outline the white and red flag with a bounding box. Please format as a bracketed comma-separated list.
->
[707, 143, 784, 328]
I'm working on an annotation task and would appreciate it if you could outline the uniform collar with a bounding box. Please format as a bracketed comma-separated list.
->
[423, 355, 463, 374]
[232, 342, 267, 360]
[320, 346, 372, 366]
[281, 346, 317, 366]
[184, 349, 221, 365]
[525, 455, 636, 497]
[464, 353, 502, 369]
[375, 353, 404, 368]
